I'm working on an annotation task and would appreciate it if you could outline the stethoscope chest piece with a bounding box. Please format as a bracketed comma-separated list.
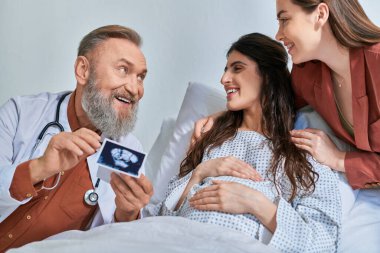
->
[84, 189, 99, 206]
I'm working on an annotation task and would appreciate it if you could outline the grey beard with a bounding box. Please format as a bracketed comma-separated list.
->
[81, 77, 138, 140]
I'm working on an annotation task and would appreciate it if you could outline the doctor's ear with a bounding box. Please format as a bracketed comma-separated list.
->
[75, 56, 90, 86]
[315, 3, 329, 26]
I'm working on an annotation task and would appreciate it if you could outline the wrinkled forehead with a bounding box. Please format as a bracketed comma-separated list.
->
[90, 38, 147, 68]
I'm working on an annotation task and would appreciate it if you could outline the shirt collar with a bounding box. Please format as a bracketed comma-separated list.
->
[67, 90, 81, 132]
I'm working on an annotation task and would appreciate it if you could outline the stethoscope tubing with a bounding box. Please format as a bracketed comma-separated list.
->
[29, 92, 70, 160]
[29, 92, 100, 206]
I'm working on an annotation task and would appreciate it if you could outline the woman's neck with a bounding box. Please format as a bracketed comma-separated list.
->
[316, 26, 351, 80]
[240, 106, 262, 133]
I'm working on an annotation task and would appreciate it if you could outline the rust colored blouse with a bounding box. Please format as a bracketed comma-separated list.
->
[291, 43, 380, 189]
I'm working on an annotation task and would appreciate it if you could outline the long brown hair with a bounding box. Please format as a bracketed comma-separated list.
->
[179, 33, 318, 201]
[292, 0, 380, 47]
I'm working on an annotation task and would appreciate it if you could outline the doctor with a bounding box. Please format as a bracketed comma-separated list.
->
[0, 25, 153, 251]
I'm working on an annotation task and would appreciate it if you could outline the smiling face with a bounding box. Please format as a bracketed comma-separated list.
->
[220, 50, 263, 113]
[81, 38, 147, 139]
[90, 38, 146, 114]
[275, 0, 322, 64]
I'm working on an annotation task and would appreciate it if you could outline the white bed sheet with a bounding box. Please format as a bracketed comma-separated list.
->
[8, 216, 279, 253]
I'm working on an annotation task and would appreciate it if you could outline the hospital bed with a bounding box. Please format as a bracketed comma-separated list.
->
[9, 82, 380, 253]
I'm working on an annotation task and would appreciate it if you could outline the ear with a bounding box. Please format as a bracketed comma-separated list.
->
[74, 56, 90, 86]
[316, 3, 329, 27]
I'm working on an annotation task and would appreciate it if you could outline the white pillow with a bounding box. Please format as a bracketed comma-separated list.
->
[150, 82, 226, 204]
[145, 116, 177, 181]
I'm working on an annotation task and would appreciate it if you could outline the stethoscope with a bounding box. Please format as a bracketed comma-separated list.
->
[29, 92, 100, 206]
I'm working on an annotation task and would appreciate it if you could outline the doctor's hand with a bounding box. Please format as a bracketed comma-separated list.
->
[192, 156, 261, 182]
[29, 128, 101, 184]
[290, 128, 346, 172]
[111, 173, 153, 222]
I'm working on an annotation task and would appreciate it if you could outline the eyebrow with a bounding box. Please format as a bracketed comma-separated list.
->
[224, 61, 247, 72]
[118, 58, 147, 74]
[118, 58, 135, 67]
[277, 10, 286, 19]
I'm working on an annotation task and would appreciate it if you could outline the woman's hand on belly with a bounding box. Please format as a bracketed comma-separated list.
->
[189, 180, 278, 233]
[176, 157, 261, 211]
[193, 156, 261, 182]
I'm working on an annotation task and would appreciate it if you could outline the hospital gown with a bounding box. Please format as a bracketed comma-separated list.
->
[145, 131, 341, 253]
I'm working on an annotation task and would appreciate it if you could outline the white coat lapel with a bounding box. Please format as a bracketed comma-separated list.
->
[29, 93, 72, 160]
[87, 153, 115, 224]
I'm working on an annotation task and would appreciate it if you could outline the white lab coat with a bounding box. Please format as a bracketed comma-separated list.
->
[0, 91, 144, 227]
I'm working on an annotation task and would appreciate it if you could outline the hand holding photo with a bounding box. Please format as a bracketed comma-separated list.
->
[96, 138, 146, 182]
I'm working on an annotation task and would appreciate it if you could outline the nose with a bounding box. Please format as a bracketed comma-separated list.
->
[220, 71, 231, 86]
[123, 75, 143, 99]
[275, 26, 283, 42]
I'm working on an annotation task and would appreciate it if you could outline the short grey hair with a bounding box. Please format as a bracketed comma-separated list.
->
[78, 25, 142, 57]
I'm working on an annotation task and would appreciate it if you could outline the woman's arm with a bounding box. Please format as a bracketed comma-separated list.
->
[268, 159, 341, 253]
[175, 173, 202, 210]
[290, 128, 380, 189]
[189, 180, 278, 233]
[190, 159, 341, 253]
[345, 151, 380, 189]
[290, 128, 346, 171]
[175, 157, 261, 210]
